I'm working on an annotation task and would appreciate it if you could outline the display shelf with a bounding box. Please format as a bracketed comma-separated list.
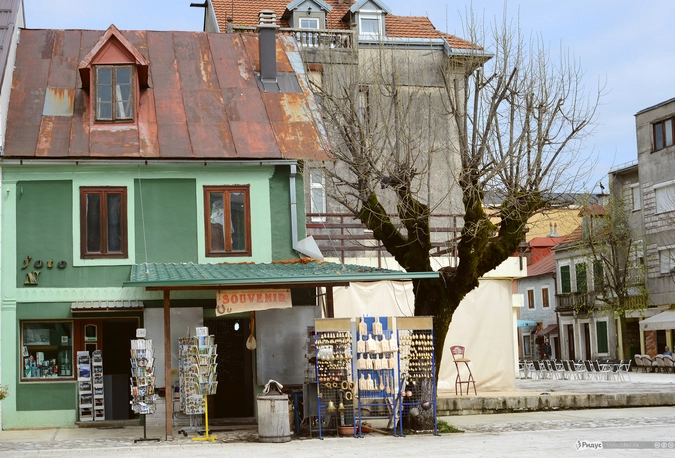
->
[77, 351, 93, 422]
[92, 350, 105, 421]
[396, 316, 438, 436]
[355, 317, 399, 437]
[313, 318, 355, 440]
[131, 331, 160, 443]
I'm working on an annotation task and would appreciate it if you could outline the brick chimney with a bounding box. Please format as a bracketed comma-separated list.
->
[256, 10, 279, 83]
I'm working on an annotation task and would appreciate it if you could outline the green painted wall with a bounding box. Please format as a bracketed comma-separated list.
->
[15, 181, 129, 288]
[17, 383, 77, 411]
[134, 179, 198, 263]
[270, 165, 306, 260]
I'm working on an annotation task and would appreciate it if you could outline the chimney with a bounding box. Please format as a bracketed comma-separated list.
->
[553, 223, 558, 237]
[549, 222, 553, 237]
[256, 10, 279, 83]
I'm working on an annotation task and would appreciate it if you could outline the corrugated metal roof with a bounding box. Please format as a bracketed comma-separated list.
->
[4, 27, 328, 161]
[124, 260, 439, 288]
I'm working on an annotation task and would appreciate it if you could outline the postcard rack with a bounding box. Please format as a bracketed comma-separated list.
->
[314, 318, 355, 439]
[177, 336, 204, 436]
[92, 350, 105, 421]
[186, 328, 218, 442]
[396, 316, 438, 436]
[130, 330, 160, 443]
[355, 317, 399, 437]
[77, 351, 93, 422]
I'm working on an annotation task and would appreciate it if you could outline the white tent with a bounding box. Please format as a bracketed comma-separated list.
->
[639, 310, 675, 331]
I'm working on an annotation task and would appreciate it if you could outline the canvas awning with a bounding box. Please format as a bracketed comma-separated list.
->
[639, 310, 675, 331]
[535, 324, 558, 335]
[517, 320, 538, 328]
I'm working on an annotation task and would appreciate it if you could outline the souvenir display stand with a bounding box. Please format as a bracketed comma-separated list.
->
[177, 336, 204, 437]
[92, 350, 105, 420]
[355, 317, 399, 437]
[314, 318, 355, 439]
[188, 328, 218, 442]
[396, 316, 438, 436]
[77, 351, 93, 422]
[130, 330, 160, 443]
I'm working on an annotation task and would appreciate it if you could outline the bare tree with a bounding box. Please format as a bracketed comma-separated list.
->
[309, 8, 602, 382]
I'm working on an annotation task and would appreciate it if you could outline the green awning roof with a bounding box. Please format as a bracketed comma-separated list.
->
[124, 261, 439, 289]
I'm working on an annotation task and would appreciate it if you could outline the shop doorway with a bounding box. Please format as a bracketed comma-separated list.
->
[204, 317, 254, 419]
[566, 324, 575, 360]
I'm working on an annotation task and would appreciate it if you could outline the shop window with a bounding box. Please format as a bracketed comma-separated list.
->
[80, 187, 128, 259]
[21, 321, 74, 381]
[204, 186, 251, 257]
[95, 65, 134, 122]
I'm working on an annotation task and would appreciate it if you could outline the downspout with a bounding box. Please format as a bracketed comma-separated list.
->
[289, 163, 324, 260]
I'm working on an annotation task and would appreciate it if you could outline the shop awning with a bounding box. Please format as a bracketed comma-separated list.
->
[639, 310, 675, 331]
[123, 261, 440, 289]
[517, 320, 538, 328]
[71, 300, 144, 312]
[535, 324, 558, 335]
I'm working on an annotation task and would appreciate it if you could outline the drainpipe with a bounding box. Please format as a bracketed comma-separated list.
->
[289, 164, 324, 260]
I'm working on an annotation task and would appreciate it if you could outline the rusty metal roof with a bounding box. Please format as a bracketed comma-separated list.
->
[3, 27, 328, 161]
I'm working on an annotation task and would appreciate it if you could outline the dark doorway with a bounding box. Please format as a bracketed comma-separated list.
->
[566, 324, 575, 360]
[204, 317, 254, 419]
[583, 323, 592, 359]
[102, 319, 137, 419]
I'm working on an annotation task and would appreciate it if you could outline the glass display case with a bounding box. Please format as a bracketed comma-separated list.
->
[21, 321, 74, 380]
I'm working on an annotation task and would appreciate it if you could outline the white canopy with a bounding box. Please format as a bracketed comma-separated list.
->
[639, 310, 675, 331]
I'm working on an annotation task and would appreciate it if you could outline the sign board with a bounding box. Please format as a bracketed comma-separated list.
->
[216, 289, 292, 316]
[195, 326, 209, 337]
[136, 328, 147, 338]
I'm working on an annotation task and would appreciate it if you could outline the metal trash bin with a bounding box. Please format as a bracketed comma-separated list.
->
[257, 380, 291, 443]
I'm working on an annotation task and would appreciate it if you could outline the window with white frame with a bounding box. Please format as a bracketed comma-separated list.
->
[359, 13, 382, 35]
[655, 181, 675, 213]
[527, 289, 535, 309]
[299, 17, 320, 29]
[631, 184, 641, 211]
[659, 247, 675, 274]
[541, 287, 550, 308]
[310, 169, 326, 222]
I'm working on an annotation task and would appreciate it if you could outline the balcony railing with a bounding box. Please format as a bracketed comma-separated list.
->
[556, 292, 647, 314]
[306, 213, 463, 265]
[231, 25, 356, 50]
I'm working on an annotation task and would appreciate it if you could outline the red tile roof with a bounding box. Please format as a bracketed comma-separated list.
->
[527, 251, 556, 277]
[212, 0, 476, 49]
[4, 28, 328, 161]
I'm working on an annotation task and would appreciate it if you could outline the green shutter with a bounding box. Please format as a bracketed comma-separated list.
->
[561, 265, 571, 293]
[596, 321, 608, 353]
[576, 263, 587, 292]
[593, 260, 604, 292]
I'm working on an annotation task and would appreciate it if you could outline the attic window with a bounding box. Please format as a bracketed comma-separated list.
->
[95, 65, 134, 121]
[359, 13, 382, 35]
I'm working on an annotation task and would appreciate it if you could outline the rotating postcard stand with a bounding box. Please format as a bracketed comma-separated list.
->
[130, 329, 160, 443]
[190, 327, 218, 442]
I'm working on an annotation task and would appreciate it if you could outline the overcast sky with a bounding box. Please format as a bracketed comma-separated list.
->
[23, 0, 675, 192]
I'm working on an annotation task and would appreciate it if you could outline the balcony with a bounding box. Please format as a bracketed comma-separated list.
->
[231, 25, 356, 50]
[306, 213, 463, 265]
[555, 292, 596, 314]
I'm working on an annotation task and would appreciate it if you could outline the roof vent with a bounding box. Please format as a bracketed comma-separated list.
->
[256, 10, 279, 83]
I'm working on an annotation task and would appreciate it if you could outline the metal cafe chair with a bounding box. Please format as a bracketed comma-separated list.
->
[450, 345, 477, 395]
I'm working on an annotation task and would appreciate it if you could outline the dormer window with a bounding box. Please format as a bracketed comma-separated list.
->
[95, 65, 134, 121]
[359, 13, 382, 35]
